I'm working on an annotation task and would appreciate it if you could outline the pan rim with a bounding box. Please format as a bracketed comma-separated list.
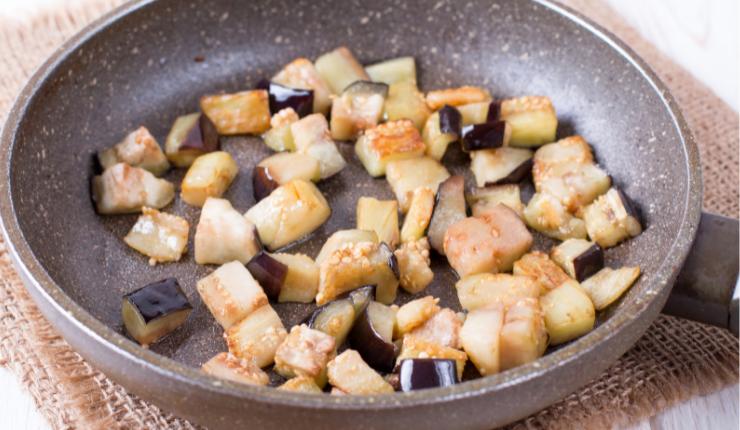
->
[0, 0, 702, 412]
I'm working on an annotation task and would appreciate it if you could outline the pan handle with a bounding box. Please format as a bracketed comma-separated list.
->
[662, 212, 739, 336]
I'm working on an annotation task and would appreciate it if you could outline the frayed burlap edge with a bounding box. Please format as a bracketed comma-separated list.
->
[0, 1, 737, 430]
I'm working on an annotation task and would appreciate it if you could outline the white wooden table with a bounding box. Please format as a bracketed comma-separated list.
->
[0, 1, 737, 429]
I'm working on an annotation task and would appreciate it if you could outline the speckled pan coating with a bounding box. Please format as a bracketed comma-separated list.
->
[0, 0, 701, 429]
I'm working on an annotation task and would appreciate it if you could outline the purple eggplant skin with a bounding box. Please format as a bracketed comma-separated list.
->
[485, 158, 533, 186]
[341, 285, 376, 315]
[616, 188, 641, 223]
[305, 297, 354, 328]
[252, 166, 279, 202]
[486, 100, 501, 122]
[348, 305, 396, 372]
[181, 113, 220, 153]
[461, 120, 508, 152]
[399, 358, 458, 392]
[124, 278, 192, 324]
[438, 105, 462, 137]
[380, 242, 400, 279]
[256, 79, 314, 117]
[245, 252, 288, 300]
[573, 244, 604, 282]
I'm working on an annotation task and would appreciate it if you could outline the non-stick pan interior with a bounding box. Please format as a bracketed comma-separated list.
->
[9, 0, 690, 374]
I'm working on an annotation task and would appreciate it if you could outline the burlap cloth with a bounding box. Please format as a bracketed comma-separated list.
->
[0, 0, 737, 429]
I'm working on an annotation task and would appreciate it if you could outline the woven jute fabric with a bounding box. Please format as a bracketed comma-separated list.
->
[0, 0, 737, 429]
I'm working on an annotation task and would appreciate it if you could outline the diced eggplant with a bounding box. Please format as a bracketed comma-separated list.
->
[365, 56, 417, 85]
[499, 298, 548, 371]
[92, 163, 175, 214]
[349, 301, 397, 371]
[400, 187, 435, 243]
[395, 296, 439, 335]
[200, 90, 271, 135]
[273, 253, 320, 303]
[121, 278, 192, 346]
[460, 304, 504, 376]
[165, 113, 220, 168]
[383, 80, 431, 130]
[407, 308, 462, 349]
[272, 58, 332, 114]
[499, 96, 557, 147]
[426, 86, 492, 111]
[327, 349, 395, 394]
[428, 175, 467, 255]
[444, 204, 533, 277]
[457, 102, 491, 126]
[455, 273, 540, 311]
[461, 121, 511, 152]
[316, 241, 399, 305]
[261, 107, 299, 152]
[422, 106, 462, 161]
[582, 188, 642, 248]
[346, 285, 376, 315]
[396, 336, 468, 380]
[540, 280, 595, 345]
[315, 46, 369, 94]
[523, 193, 588, 241]
[181, 151, 238, 207]
[123, 207, 189, 265]
[307, 297, 356, 346]
[274, 324, 336, 381]
[355, 119, 425, 177]
[550, 238, 601, 280]
[255, 79, 314, 117]
[315, 229, 379, 266]
[330, 80, 388, 140]
[467, 184, 524, 218]
[512, 251, 571, 293]
[202, 352, 269, 386]
[535, 162, 611, 212]
[486, 100, 501, 122]
[394, 238, 434, 294]
[99, 126, 170, 176]
[197, 261, 268, 329]
[580, 266, 640, 310]
[253, 152, 321, 201]
[245, 179, 331, 250]
[532, 135, 593, 170]
[290, 113, 346, 179]
[386, 156, 450, 212]
[246, 251, 288, 301]
[470, 147, 532, 187]
[356, 197, 400, 248]
[225, 304, 288, 368]
[398, 358, 458, 392]
[194, 198, 261, 265]
[278, 375, 323, 393]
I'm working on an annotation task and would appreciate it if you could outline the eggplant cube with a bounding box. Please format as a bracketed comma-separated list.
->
[278, 376, 323, 393]
[257, 80, 314, 117]
[225, 304, 288, 368]
[315, 229, 379, 266]
[196, 261, 268, 329]
[523, 193, 588, 241]
[201, 352, 269, 386]
[98, 126, 170, 176]
[426, 86, 491, 111]
[194, 198, 261, 265]
[580, 266, 640, 310]
[253, 151, 321, 201]
[124, 207, 189, 265]
[121, 278, 192, 346]
[181, 151, 238, 207]
[395, 296, 439, 335]
[455, 273, 540, 312]
[330, 81, 388, 141]
[533, 135, 594, 169]
[422, 108, 460, 161]
[290, 113, 346, 180]
[355, 120, 425, 177]
[327, 349, 394, 395]
[541, 280, 595, 345]
[512, 251, 571, 293]
[245, 251, 288, 301]
[200, 90, 270, 135]
[272, 58, 332, 114]
[550, 238, 605, 282]
[470, 147, 533, 187]
[165, 113, 220, 168]
[535, 162, 611, 212]
[428, 175, 467, 255]
[262, 107, 299, 152]
[460, 304, 504, 376]
[582, 188, 643, 248]
[399, 358, 458, 392]
[467, 184, 525, 218]
[273, 253, 320, 303]
[400, 187, 435, 243]
[386, 156, 450, 213]
[398, 335, 468, 380]
[499, 298, 548, 371]
[92, 163, 175, 214]
[314, 46, 369, 94]
[365, 56, 417, 85]
[356, 197, 400, 248]
[307, 297, 356, 346]
[245, 179, 331, 251]
[349, 301, 397, 371]
[394, 238, 434, 294]
[457, 102, 491, 126]
[274, 324, 336, 381]
[384, 80, 431, 130]
[408, 308, 462, 349]
[499, 96, 557, 147]
[461, 121, 511, 152]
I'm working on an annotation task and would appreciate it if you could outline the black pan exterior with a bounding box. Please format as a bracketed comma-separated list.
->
[0, 0, 702, 429]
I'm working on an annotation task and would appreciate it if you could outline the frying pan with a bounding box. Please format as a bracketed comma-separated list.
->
[0, 0, 737, 428]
